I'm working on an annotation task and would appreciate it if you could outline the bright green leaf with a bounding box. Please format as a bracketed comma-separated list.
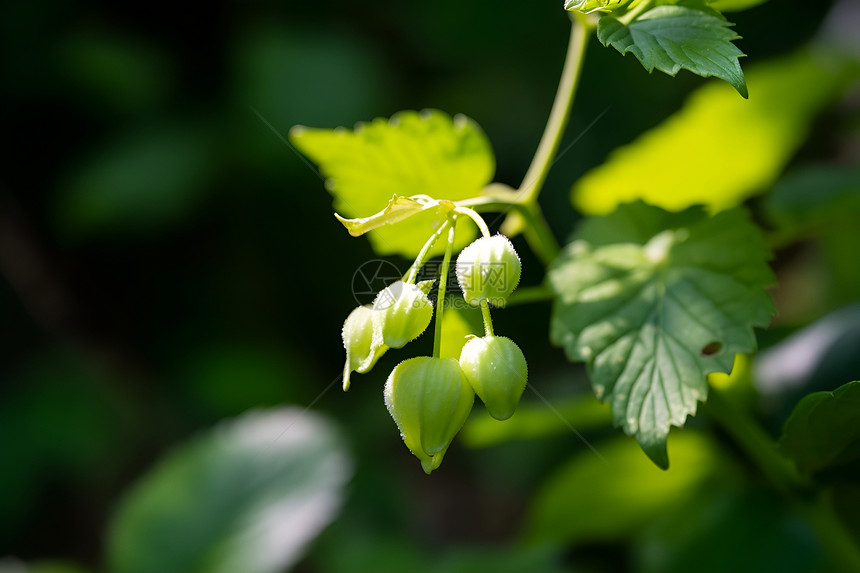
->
[779, 381, 860, 475]
[548, 202, 775, 467]
[334, 195, 453, 237]
[572, 48, 855, 215]
[598, 3, 748, 96]
[107, 408, 352, 573]
[524, 431, 740, 544]
[564, 0, 630, 14]
[290, 109, 493, 257]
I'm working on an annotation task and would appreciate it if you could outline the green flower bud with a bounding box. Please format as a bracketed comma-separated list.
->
[456, 235, 521, 307]
[372, 280, 434, 349]
[459, 335, 528, 421]
[384, 356, 475, 474]
[342, 305, 388, 391]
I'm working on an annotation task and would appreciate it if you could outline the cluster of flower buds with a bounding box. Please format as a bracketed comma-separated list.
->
[341, 219, 528, 473]
[341, 279, 435, 391]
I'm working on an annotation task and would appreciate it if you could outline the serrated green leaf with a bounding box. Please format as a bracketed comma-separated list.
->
[290, 109, 493, 257]
[598, 4, 748, 96]
[573, 48, 855, 216]
[524, 431, 740, 544]
[548, 202, 775, 467]
[107, 408, 352, 573]
[779, 381, 860, 475]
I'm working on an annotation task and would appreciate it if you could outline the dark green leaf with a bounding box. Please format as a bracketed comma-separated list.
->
[764, 164, 860, 231]
[107, 408, 352, 573]
[598, 3, 748, 96]
[636, 488, 824, 573]
[548, 202, 774, 467]
[779, 381, 860, 475]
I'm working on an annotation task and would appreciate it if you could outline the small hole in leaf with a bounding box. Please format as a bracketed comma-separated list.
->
[701, 341, 722, 357]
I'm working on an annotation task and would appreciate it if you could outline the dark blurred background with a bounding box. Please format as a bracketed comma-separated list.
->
[0, 1, 852, 572]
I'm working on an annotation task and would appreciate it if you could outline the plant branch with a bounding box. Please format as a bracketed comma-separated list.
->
[704, 387, 806, 494]
[480, 300, 494, 337]
[406, 218, 452, 284]
[618, 0, 653, 26]
[518, 204, 561, 265]
[432, 218, 457, 358]
[704, 387, 860, 571]
[453, 206, 491, 238]
[506, 284, 554, 306]
[518, 14, 591, 205]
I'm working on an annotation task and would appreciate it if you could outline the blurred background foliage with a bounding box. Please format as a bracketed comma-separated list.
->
[1, 0, 858, 572]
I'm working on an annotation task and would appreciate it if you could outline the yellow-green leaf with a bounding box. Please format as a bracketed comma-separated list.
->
[290, 109, 493, 257]
[334, 195, 448, 237]
[524, 431, 740, 544]
[572, 48, 855, 215]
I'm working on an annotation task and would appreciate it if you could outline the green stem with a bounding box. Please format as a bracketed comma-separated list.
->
[704, 387, 860, 571]
[406, 218, 452, 284]
[454, 206, 491, 238]
[518, 14, 591, 205]
[465, 198, 560, 265]
[618, 0, 653, 26]
[480, 300, 495, 337]
[505, 284, 554, 306]
[518, 203, 561, 265]
[799, 494, 860, 573]
[432, 218, 457, 358]
[704, 387, 805, 494]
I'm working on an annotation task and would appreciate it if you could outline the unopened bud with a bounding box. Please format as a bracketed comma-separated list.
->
[372, 280, 434, 348]
[459, 335, 527, 421]
[342, 305, 388, 391]
[456, 235, 521, 307]
[384, 356, 475, 473]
